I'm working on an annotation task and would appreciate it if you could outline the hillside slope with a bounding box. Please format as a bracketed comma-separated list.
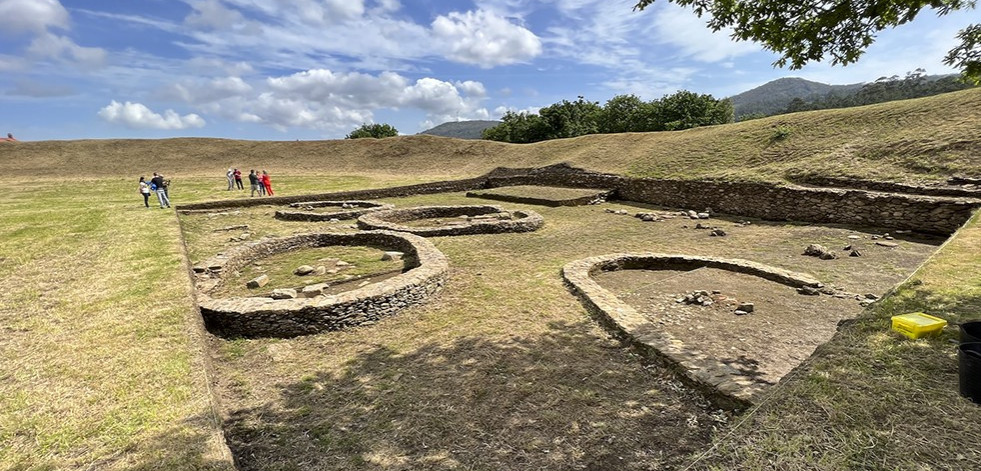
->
[730, 77, 862, 116]
[418, 120, 501, 139]
[2, 88, 979, 183]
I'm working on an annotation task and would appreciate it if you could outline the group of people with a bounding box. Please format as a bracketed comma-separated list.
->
[227, 168, 274, 197]
[138, 173, 171, 209]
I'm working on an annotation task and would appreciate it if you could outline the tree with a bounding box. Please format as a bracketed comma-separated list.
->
[345, 123, 399, 139]
[538, 96, 602, 139]
[481, 111, 550, 143]
[653, 90, 734, 131]
[633, 1, 981, 83]
[598, 94, 657, 133]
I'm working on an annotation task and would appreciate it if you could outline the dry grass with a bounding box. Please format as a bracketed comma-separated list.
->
[1, 89, 979, 184]
[0, 179, 232, 470]
[190, 192, 940, 470]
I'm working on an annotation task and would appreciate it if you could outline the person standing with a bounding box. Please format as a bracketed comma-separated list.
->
[248, 170, 260, 196]
[226, 168, 234, 190]
[234, 168, 244, 190]
[261, 170, 274, 196]
[139, 176, 151, 208]
[151, 173, 171, 208]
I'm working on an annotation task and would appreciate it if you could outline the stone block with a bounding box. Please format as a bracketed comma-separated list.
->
[246, 274, 269, 289]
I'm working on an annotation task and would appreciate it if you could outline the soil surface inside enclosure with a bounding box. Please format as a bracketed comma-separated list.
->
[593, 267, 859, 385]
[467, 185, 609, 206]
[181, 192, 944, 470]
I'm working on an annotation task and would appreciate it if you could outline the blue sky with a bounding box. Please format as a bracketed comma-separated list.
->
[0, 0, 976, 141]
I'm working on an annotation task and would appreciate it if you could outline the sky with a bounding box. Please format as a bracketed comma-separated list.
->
[0, 0, 976, 141]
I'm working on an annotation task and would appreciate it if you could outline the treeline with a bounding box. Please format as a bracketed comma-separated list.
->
[768, 70, 975, 118]
[482, 91, 733, 143]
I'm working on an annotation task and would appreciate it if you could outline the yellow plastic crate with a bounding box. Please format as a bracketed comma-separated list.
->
[891, 312, 947, 339]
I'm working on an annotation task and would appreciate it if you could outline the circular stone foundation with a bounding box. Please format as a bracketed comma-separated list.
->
[562, 253, 821, 409]
[357, 204, 544, 236]
[196, 230, 448, 338]
[274, 200, 394, 222]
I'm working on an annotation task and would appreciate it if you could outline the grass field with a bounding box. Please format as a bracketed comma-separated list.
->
[1, 91, 979, 469]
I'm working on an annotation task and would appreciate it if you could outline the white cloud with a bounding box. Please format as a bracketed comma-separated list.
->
[98, 101, 206, 130]
[187, 68, 491, 132]
[162, 76, 253, 104]
[27, 33, 107, 69]
[0, 0, 69, 35]
[648, 5, 760, 63]
[184, 0, 248, 30]
[456, 80, 487, 97]
[431, 10, 542, 67]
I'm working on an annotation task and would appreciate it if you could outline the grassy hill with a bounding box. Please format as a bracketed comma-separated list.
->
[3, 88, 979, 183]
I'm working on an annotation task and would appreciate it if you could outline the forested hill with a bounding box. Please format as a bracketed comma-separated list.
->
[730, 77, 862, 117]
[418, 120, 501, 139]
[732, 73, 974, 118]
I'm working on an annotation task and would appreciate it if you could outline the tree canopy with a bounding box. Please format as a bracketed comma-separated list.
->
[345, 123, 399, 139]
[634, 1, 980, 84]
[482, 91, 733, 144]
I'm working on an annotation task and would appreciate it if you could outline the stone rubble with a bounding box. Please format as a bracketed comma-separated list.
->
[803, 244, 837, 260]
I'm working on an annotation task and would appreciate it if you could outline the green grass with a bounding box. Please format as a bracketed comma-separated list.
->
[0, 175, 403, 470]
[211, 245, 404, 297]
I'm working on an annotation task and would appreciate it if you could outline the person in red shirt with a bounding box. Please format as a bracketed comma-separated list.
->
[233, 168, 243, 190]
[261, 170, 274, 196]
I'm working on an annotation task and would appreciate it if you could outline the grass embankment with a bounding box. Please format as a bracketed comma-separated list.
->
[0, 176, 413, 469]
[1, 88, 979, 184]
[693, 211, 981, 470]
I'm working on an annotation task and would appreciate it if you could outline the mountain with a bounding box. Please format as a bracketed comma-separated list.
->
[418, 120, 501, 139]
[730, 77, 863, 117]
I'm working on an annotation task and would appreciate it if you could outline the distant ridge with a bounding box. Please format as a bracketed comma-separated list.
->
[418, 120, 501, 139]
[730, 77, 862, 117]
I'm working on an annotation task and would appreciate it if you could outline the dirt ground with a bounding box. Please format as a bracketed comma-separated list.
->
[182, 191, 943, 470]
[594, 267, 861, 385]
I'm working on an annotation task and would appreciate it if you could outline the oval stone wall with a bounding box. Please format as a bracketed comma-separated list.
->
[196, 231, 448, 338]
[357, 205, 544, 236]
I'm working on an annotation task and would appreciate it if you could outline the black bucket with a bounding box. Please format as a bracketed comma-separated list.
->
[959, 342, 981, 403]
[961, 321, 981, 344]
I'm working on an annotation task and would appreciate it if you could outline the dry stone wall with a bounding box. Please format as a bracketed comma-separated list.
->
[484, 164, 979, 235]
[357, 205, 544, 236]
[274, 200, 394, 222]
[562, 253, 823, 410]
[176, 163, 979, 235]
[195, 231, 448, 338]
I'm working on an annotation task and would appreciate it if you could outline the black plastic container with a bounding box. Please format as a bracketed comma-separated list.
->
[961, 321, 981, 344]
[959, 342, 981, 403]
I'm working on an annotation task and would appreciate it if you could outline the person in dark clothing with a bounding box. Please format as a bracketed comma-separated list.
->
[249, 170, 261, 196]
[151, 173, 170, 208]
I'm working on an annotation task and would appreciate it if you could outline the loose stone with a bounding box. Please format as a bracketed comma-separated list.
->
[382, 251, 404, 261]
[246, 274, 269, 289]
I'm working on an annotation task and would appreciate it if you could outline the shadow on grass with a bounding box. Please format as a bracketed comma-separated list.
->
[222, 321, 718, 471]
[692, 288, 981, 470]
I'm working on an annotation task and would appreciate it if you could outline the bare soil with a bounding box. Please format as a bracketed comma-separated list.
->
[594, 267, 860, 385]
